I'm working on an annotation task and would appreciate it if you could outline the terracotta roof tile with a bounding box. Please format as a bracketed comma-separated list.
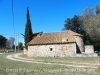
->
[28, 30, 82, 45]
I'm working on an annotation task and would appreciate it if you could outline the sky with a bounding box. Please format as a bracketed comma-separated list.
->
[0, 0, 100, 44]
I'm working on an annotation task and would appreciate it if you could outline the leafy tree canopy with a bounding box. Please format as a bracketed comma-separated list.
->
[63, 15, 84, 34]
[0, 35, 7, 48]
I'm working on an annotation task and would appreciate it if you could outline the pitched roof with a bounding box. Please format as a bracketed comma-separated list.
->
[28, 30, 82, 45]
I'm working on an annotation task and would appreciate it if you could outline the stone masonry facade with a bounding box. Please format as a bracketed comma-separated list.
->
[27, 30, 98, 57]
[28, 43, 76, 57]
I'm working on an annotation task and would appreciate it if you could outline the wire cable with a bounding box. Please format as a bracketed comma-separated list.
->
[12, 0, 16, 52]
[12, 0, 15, 34]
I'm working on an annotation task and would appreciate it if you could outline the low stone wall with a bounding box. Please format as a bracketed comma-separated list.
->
[85, 45, 94, 53]
[23, 48, 28, 54]
[75, 45, 98, 57]
[76, 53, 98, 57]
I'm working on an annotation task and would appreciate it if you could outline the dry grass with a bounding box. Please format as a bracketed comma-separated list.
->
[0, 53, 100, 75]
[19, 54, 100, 65]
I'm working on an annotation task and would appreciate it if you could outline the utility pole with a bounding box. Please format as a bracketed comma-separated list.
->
[18, 34, 19, 51]
[15, 33, 16, 52]
[12, 0, 16, 52]
[20, 33, 25, 46]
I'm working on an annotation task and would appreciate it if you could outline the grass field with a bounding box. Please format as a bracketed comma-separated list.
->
[0, 52, 100, 75]
[20, 54, 100, 64]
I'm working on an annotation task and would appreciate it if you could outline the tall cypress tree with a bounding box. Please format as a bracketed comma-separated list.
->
[24, 7, 33, 49]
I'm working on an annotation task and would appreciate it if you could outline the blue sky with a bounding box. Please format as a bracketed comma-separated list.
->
[0, 0, 100, 43]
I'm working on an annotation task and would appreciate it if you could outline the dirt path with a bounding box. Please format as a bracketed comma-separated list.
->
[6, 53, 99, 69]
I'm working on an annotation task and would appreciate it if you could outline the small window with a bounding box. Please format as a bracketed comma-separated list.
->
[50, 48, 53, 51]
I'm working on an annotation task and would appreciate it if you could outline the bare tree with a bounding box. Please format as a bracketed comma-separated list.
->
[9, 37, 15, 46]
[6, 40, 11, 47]
[96, 4, 100, 16]
[6, 37, 15, 48]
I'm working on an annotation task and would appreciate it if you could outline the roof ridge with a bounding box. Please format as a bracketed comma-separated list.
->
[42, 30, 72, 34]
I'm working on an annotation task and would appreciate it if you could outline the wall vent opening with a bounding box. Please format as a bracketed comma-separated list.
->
[50, 48, 53, 51]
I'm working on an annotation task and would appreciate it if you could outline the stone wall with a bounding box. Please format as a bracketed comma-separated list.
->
[76, 53, 98, 57]
[76, 45, 98, 57]
[85, 45, 94, 53]
[74, 36, 84, 53]
[28, 43, 76, 57]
